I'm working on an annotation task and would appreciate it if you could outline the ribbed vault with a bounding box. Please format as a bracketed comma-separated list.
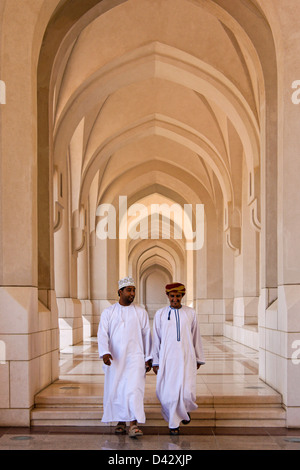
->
[42, 0, 277, 339]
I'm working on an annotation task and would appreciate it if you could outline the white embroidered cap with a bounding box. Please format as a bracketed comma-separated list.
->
[118, 276, 135, 290]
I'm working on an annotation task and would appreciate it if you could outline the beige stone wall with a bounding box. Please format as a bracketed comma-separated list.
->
[0, 0, 61, 426]
[257, 0, 300, 427]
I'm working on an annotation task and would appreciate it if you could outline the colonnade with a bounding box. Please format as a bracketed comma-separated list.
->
[0, 0, 299, 427]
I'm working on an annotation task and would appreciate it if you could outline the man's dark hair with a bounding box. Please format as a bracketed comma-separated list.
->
[118, 287, 125, 297]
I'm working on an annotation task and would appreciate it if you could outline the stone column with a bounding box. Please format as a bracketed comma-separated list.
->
[277, 13, 300, 427]
[258, 0, 300, 427]
[0, 1, 59, 426]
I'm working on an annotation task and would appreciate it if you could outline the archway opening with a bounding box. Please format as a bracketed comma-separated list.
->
[37, 0, 277, 367]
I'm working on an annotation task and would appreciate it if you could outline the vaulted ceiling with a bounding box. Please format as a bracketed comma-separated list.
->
[45, 0, 275, 295]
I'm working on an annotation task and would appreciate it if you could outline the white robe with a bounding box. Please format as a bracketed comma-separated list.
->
[152, 305, 205, 429]
[97, 302, 152, 424]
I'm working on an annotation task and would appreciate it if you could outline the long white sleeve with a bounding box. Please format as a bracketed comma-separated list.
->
[152, 310, 162, 366]
[141, 309, 153, 362]
[191, 312, 205, 364]
[97, 309, 112, 359]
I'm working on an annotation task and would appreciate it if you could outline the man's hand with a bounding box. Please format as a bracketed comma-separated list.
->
[145, 360, 152, 373]
[153, 365, 159, 375]
[103, 353, 113, 366]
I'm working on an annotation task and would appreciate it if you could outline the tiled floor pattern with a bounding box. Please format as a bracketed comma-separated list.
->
[41, 335, 280, 398]
[1, 336, 300, 450]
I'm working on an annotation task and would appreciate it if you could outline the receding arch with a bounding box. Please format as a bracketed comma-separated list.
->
[53, 43, 260, 174]
[80, 120, 234, 207]
[38, 0, 278, 295]
[37, 0, 277, 364]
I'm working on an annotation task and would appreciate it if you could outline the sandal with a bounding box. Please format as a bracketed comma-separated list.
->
[182, 412, 191, 425]
[115, 422, 126, 434]
[128, 425, 143, 438]
[169, 427, 180, 435]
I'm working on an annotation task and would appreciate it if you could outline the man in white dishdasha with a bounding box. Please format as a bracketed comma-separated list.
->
[152, 282, 205, 435]
[97, 277, 152, 438]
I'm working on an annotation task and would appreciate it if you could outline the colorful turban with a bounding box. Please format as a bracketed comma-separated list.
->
[118, 277, 135, 290]
[165, 283, 186, 295]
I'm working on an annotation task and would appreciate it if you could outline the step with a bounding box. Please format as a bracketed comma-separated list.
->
[31, 379, 286, 428]
[31, 395, 286, 428]
[30, 404, 286, 428]
[33, 382, 283, 406]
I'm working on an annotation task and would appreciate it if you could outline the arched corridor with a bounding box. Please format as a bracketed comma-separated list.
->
[1, 0, 300, 429]
[50, 0, 264, 348]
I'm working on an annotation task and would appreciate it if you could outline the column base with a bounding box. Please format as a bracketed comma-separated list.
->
[259, 285, 300, 427]
[57, 298, 95, 349]
[195, 298, 225, 336]
[0, 286, 59, 426]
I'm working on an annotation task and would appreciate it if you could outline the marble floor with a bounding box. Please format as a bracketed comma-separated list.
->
[1, 336, 300, 451]
[44, 335, 279, 396]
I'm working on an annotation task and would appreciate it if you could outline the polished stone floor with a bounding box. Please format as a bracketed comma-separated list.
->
[41, 335, 281, 403]
[1, 335, 300, 451]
